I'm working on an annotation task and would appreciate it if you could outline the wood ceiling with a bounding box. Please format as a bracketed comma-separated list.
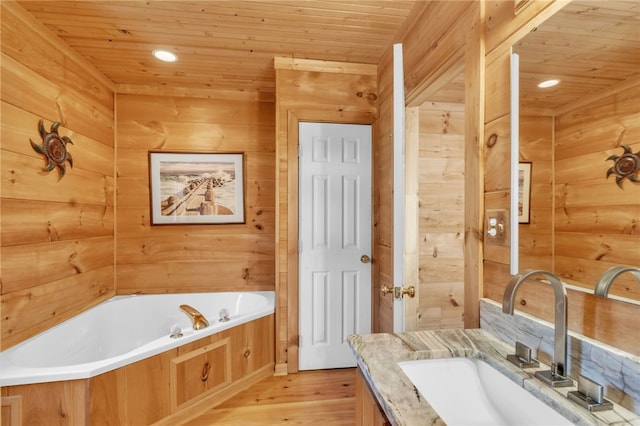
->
[17, 1, 640, 110]
[18, 1, 418, 98]
[514, 1, 640, 114]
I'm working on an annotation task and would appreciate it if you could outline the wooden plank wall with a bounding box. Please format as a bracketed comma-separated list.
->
[373, 46, 396, 334]
[115, 93, 276, 294]
[375, 1, 480, 331]
[554, 83, 640, 299]
[416, 102, 465, 330]
[0, 2, 115, 349]
[273, 58, 377, 373]
[519, 115, 554, 272]
[483, 1, 640, 356]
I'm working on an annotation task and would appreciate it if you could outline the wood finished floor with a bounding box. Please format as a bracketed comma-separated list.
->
[180, 368, 356, 425]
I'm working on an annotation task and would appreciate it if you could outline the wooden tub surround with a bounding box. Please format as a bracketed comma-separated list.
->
[1, 315, 275, 426]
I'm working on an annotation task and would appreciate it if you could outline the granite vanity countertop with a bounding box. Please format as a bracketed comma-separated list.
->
[348, 329, 640, 426]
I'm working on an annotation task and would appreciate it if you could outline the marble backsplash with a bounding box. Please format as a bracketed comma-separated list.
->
[480, 298, 640, 415]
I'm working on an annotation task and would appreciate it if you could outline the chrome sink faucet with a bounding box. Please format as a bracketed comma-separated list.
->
[594, 266, 640, 297]
[180, 304, 209, 330]
[502, 269, 573, 387]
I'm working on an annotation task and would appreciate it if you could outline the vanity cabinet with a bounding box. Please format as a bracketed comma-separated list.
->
[355, 367, 389, 426]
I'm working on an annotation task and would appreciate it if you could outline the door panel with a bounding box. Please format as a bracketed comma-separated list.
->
[299, 122, 372, 370]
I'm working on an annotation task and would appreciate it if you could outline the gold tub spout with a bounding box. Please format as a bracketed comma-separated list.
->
[180, 304, 209, 330]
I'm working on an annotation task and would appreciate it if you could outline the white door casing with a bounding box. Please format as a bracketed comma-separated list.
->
[298, 122, 372, 370]
[393, 43, 406, 332]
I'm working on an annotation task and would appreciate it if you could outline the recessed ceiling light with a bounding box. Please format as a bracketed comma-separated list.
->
[153, 50, 178, 62]
[537, 79, 560, 88]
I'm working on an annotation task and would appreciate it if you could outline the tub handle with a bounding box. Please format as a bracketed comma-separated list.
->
[201, 362, 210, 382]
[243, 349, 251, 358]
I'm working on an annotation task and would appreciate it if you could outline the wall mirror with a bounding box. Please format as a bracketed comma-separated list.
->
[512, 1, 640, 303]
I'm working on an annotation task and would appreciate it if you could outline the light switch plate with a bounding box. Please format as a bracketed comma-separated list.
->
[486, 209, 508, 245]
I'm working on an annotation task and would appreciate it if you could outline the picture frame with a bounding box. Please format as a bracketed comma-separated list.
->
[148, 151, 245, 225]
[518, 162, 532, 224]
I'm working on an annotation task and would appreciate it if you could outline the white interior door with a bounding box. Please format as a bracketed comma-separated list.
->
[298, 122, 372, 370]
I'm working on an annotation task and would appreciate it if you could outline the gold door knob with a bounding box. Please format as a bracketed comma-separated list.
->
[380, 285, 393, 296]
[402, 286, 416, 298]
[360, 255, 370, 263]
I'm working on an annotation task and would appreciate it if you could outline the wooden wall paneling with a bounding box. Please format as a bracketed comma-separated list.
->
[1, 150, 114, 205]
[0, 198, 114, 247]
[0, 2, 114, 106]
[555, 205, 639, 236]
[284, 111, 300, 375]
[416, 102, 465, 330]
[482, 0, 640, 357]
[1, 53, 113, 146]
[115, 93, 276, 295]
[401, 1, 469, 99]
[115, 205, 274, 237]
[374, 1, 479, 330]
[373, 46, 394, 334]
[463, 2, 484, 329]
[404, 107, 419, 332]
[553, 83, 640, 299]
[1, 267, 114, 349]
[555, 84, 640, 164]
[116, 234, 274, 265]
[1, 2, 115, 349]
[2, 237, 114, 293]
[484, 52, 512, 125]
[116, 256, 275, 294]
[484, 0, 568, 61]
[518, 115, 553, 272]
[483, 108, 511, 269]
[1, 101, 114, 177]
[274, 59, 377, 372]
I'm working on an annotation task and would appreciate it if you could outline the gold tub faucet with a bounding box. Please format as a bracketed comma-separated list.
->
[180, 304, 209, 330]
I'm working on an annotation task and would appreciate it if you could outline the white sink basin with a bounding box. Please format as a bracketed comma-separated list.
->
[398, 357, 572, 426]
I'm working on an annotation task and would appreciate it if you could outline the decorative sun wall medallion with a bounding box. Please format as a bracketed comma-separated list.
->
[30, 119, 74, 178]
[606, 145, 640, 188]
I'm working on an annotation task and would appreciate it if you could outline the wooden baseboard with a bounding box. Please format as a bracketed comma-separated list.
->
[153, 363, 275, 426]
[273, 363, 288, 376]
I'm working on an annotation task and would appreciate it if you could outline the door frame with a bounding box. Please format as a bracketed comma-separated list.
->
[286, 110, 375, 373]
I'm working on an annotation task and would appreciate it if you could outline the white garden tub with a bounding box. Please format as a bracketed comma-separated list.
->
[0, 291, 275, 386]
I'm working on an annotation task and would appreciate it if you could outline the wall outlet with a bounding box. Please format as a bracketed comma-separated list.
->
[485, 209, 508, 245]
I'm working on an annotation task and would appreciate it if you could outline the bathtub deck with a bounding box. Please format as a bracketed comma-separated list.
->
[173, 368, 356, 425]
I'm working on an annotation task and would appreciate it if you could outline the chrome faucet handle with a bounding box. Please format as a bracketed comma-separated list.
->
[568, 375, 613, 411]
[507, 341, 539, 368]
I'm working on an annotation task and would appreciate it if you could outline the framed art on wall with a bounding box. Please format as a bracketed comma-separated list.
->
[148, 151, 245, 225]
[518, 162, 532, 224]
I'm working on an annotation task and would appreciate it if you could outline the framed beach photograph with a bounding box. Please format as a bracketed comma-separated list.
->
[518, 162, 532, 224]
[148, 151, 245, 225]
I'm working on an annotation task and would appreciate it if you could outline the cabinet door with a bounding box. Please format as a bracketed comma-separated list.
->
[1, 396, 21, 426]
[170, 337, 231, 409]
[355, 367, 389, 426]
